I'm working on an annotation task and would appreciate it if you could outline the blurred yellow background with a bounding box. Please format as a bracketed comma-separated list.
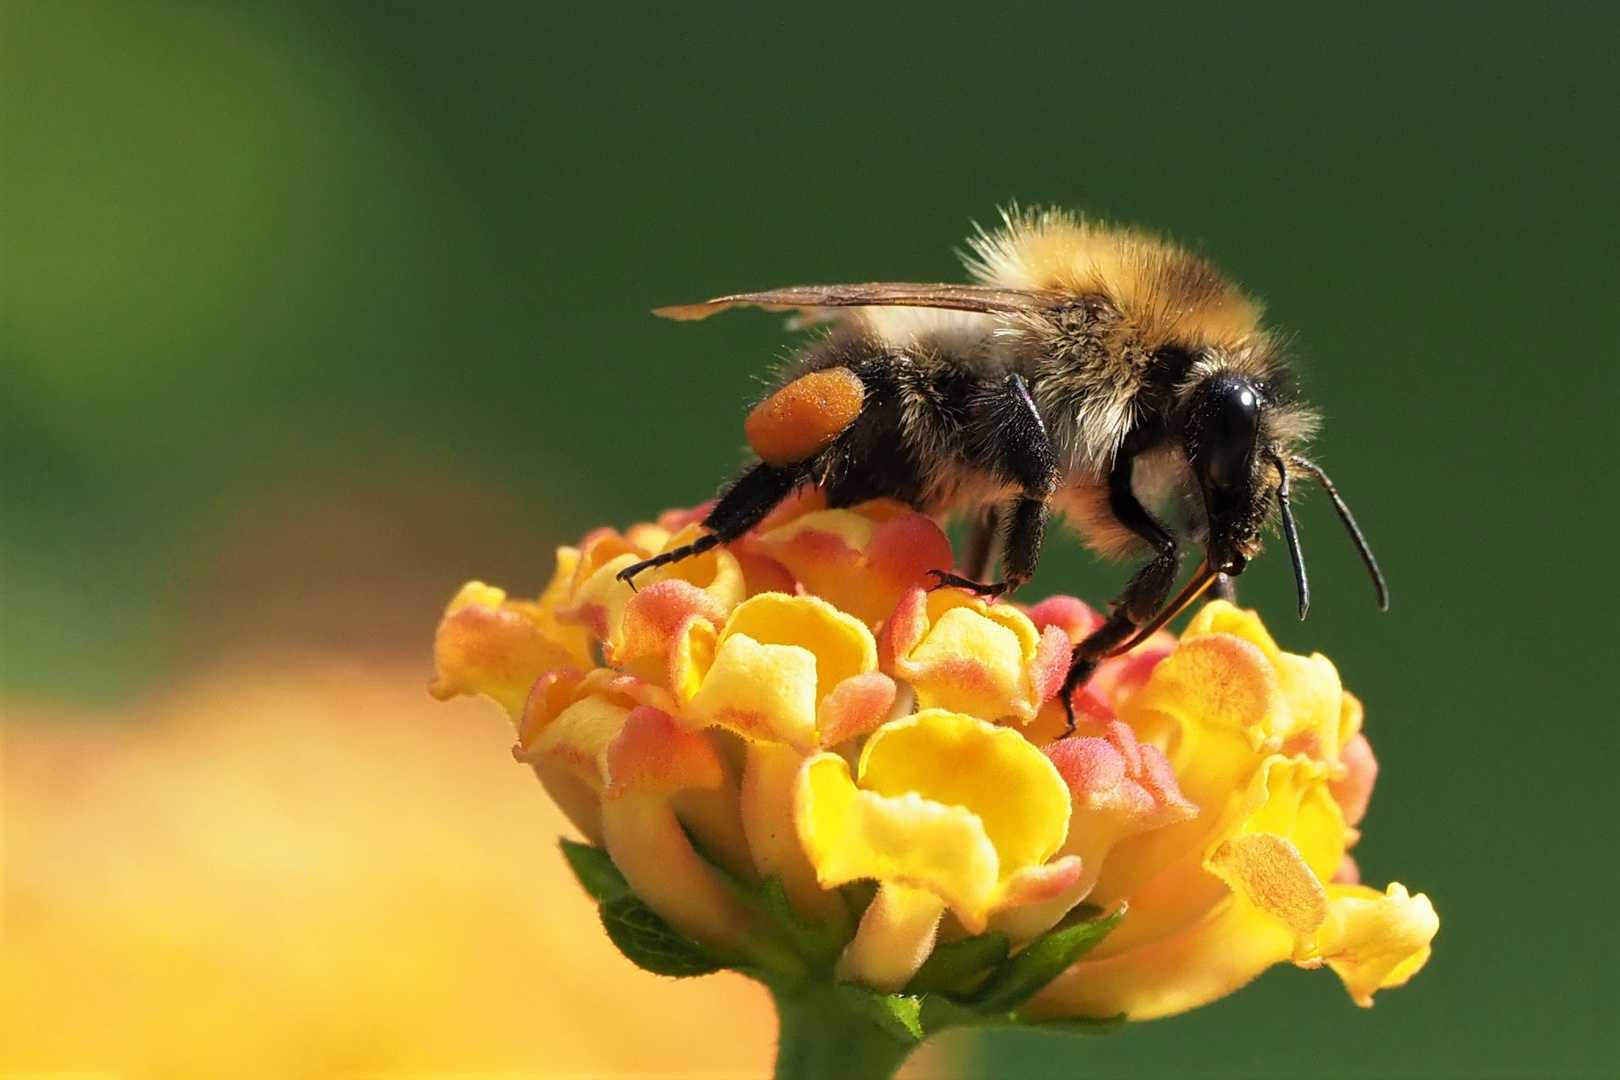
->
[1, 2, 1613, 1077]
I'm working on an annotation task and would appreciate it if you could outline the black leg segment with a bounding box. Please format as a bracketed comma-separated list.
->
[959, 504, 1001, 582]
[616, 461, 802, 586]
[933, 374, 1060, 598]
[1059, 436, 1182, 731]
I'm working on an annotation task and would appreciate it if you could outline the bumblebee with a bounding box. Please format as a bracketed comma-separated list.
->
[619, 208, 1387, 716]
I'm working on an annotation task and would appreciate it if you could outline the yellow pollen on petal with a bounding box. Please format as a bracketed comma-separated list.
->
[1206, 832, 1329, 939]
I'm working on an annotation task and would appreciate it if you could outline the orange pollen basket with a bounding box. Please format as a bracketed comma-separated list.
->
[744, 368, 866, 467]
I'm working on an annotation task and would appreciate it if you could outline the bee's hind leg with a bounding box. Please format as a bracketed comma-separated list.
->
[1209, 573, 1237, 604]
[616, 462, 801, 587]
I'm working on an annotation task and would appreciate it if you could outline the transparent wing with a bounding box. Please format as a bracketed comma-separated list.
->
[654, 282, 1067, 321]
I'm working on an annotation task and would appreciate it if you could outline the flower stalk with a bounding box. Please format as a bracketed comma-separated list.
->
[769, 982, 918, 1080]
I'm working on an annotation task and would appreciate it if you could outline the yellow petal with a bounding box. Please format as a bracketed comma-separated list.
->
[430, 582, 587, 719]
[837, 882, 946, 991]
[859, 710, 1071, 875]
[720, 592, 877, 692]
[524, 694, 628, 791]
[739, 742, 843, 923]
[796, 752, 1001, 929]
[1206, 832, 1329, 940]
[887, 590, 1052, 722]
[683, 633, 820, 748]
[905, 606, 1029, 718]
[1310, 882, 1439, 1006]
[1182, 600, 1281, 663]
[1027, 893, 1295, 1021]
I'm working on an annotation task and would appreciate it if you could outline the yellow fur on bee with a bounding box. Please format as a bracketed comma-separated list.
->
[966, 208, 1263, 350]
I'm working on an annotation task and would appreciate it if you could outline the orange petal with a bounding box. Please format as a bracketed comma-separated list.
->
[604, 706, 725, 797]
[1330, 732, 1379, 830]
[430, 584, 585, 719]
[815, 672, 898, 748]
[612, 579, 731, 684]
[746, 507, 952, 626]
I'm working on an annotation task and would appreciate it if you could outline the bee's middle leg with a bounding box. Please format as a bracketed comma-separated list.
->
[958, 503, 1002, 582]
[930, 374, 1057, 598]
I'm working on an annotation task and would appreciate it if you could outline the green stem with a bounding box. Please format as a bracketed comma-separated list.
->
[770, 983, 918, 1080]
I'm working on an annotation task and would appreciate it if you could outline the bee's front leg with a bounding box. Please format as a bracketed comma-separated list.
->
[1060, 443, 1181, 732]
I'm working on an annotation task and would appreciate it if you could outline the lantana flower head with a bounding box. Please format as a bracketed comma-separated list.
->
[433, 500, 1437, 1074]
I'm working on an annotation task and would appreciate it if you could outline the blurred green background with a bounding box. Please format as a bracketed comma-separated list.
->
[2, 2, 1613, 1076]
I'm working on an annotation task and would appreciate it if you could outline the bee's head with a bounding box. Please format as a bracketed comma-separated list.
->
[1183, 371, 1275, 576]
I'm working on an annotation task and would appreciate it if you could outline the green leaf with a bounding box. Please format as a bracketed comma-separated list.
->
[834, 982, 924, 1043]
[965, 907, 1125, 1014]
[904, 931, 1009, 995]
[559, 838, 631, 902]
[599, 893, 724, 977]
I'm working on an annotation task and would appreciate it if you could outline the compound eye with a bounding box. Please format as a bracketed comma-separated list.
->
[1200, 377, 1262, 489]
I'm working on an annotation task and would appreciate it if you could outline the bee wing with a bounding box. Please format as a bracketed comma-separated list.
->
[654, 283, 1066, 321]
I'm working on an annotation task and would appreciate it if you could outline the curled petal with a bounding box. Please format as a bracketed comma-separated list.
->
[1275, 651, 1348, 765]
[1022, 594, 1104, 643]
[521, 693, 627, 792]
[884, 589, 1058, 723]
[722, 592, 877, 689]
[612, 579, 731, 685]
[684, 633, 821, 748]
[429, 582, 590, 719]
[816, 672, 898, 748]
[679, 593, 881, 749]
[797, 711, 1073, 936]
[517, 668, 673, 751]
[559, 531, 657, 645]
[859, 710, 1071, 877]
[1046, 721, 1197, 827]
[560, 523, 747, 661]
[1310, 882, 1439, 1007]
[994, 854, 1084, 911]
